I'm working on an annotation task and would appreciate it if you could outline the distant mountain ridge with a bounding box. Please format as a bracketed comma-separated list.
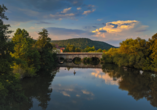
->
[51, 38, 115, 50]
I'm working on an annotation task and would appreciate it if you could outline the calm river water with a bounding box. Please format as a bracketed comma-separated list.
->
[20, 64, 157, 110]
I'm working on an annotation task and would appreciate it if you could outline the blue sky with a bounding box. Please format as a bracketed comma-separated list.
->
[1, 0, 157, 46]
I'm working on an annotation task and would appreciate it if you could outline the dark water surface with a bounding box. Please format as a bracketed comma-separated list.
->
[20, 64, 157, 110]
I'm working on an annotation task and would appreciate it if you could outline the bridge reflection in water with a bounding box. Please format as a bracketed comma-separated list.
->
[57, 62, 102, 68]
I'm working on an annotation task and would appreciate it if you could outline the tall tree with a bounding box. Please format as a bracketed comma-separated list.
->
[0, 4, 14, 74]
[35, 29, 56, 70]
[36, 29, 52, 51]
[11, 28, 40, 77]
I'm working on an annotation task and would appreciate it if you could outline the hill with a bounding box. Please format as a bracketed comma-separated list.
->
[51, 38, 115, 50]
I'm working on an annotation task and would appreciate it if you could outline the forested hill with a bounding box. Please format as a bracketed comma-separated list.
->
[51, 38, 115, 50]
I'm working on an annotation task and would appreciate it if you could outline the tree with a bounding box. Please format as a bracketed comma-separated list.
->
[35, 29, 52, 51]
[11, 28, 41, 77]
[119, 38, 148, 56]
[35, 29, 56, 70]
[64, 44, 76, 52]
[148, 33, 157, 60]
[84, 46, 95, 52]
[0, 4, 14, 74]
[97, 48, 102, 52]
[75, 47, 81, 52]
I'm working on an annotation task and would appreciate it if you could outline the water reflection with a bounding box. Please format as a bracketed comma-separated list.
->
[91, 69, 121, 85]
[102, 64, 157, 108]
[21, 69, 57, 110]
[0, 73, 28, 110]
[1, 64, 157, 110]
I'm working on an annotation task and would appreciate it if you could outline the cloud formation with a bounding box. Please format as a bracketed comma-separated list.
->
[92, 20, 138, 34]
[92, 20, 148, 40]
[77, 7, 81, 10]
[91, 69, 121, 85]
[83, 9, 95, 15]
[2, 0, 95, 22]
[61, 7, 72, 13]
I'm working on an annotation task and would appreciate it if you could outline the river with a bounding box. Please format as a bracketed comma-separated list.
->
[19, 63, 157, 110]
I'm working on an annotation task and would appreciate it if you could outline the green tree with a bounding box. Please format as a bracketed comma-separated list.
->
[84, 46, 95, 52]
[75, 47, 81, 52]
[148, 34, 157, 60]
[0, 4, 14, 74]
[97, 48, 102, 52]
[11, 28, 41, 77]
[35, 29, 56, 70]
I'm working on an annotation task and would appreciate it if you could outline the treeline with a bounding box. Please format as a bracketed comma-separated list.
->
[0, 5, 57, 79]
[63, 44, 106, 52]
[102, 35, 157, 72]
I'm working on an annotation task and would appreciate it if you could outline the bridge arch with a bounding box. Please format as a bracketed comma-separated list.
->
[58, 57, 64, 64]
[57, 52, 103, 64]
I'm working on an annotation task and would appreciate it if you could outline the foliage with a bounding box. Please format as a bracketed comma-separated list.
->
[97, 48, 102, 52]
[0, 4, 14, 74]
[64, 44, 104, 52]
[102, 35, 157, 72]
[11, 28, 41, 77]
[64, 44, 81, 52]
[35, 29, 57, 71]
[83, 46, 95, 52]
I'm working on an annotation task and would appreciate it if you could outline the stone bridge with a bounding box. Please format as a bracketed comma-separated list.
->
[56, 52, 103, 62]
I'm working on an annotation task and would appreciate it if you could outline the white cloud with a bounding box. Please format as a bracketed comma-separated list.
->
[92, 20, 148, 40]
[83, 9, 95, 15]
[77, 7, 81, 10]
[92, 20, 138, 34]
[61, 7, 72, 13]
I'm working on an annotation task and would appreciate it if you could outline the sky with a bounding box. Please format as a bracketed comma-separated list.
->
[1, 0, 157, 46]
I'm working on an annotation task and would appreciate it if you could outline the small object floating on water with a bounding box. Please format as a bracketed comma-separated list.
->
[74, 70, 76, 75]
